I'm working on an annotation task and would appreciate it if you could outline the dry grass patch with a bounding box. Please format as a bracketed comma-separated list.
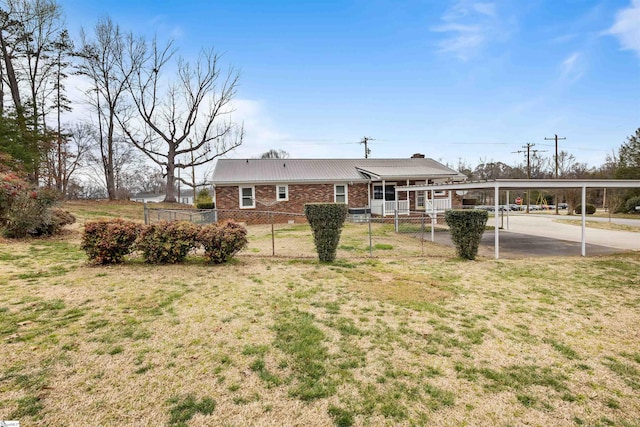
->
[554, 218, 640, 232]
[1, 204, 639, 426]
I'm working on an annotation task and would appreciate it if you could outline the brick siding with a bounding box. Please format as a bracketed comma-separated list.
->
[214, 182, 456, 224]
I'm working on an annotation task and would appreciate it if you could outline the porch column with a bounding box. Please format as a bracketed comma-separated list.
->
[406, 179, 409, 213]
[431, 189, 435, 242]
[494, 185, 500, 259]
[382, 179, 386, 216]
[581, 185, 586, 256]
[448, 190, 452, 210]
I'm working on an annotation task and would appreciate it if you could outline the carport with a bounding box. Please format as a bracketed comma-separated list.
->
[395, 179, 640, 259]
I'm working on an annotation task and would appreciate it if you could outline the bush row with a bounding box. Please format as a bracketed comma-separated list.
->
[81, 219, 247, 265]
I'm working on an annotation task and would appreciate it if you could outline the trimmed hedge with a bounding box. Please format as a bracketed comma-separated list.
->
[80, 219, 249, 265]
[304, 203, 348, 262]
[574, 204, 596, 215]
[81, 219, 142, 264]
[136, 221, 200, 264]
[196, 201, 215, 210]
[444, 209, 488, 260]
[197, 221, 248, 263]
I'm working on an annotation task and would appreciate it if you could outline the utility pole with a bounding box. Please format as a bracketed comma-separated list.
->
[360, 136, 374, 158]
[545, 134, 566, 215]
[512, 143, 539, 213]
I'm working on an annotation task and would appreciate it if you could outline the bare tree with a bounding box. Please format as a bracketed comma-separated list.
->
[0, 0, 66, 182]
[42, 122, 92, 196]
[76, 16, 144, 199]
[260, 149, 289, 159]
[121, 40, 243, 202]
[0, 1, 24, 121]
[82, 130, 142, 199]
[13, 0, 63, 130]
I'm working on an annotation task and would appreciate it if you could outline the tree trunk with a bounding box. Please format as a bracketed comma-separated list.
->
[0, 31, 23, 124]
[164, 149, 177, 202]
[105, 109, 116, 200]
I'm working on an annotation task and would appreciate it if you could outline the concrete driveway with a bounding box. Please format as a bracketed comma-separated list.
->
[431, 214, 640, 258]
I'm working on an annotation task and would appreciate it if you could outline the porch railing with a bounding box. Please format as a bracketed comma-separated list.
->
[424, 198, 450, 212]
[384, 200, 409, 215]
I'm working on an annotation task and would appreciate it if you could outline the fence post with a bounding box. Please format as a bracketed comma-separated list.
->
[270, 211, 275, 256]
[143, 202, 148, 225]
[421, 213, 425, 257]
[394, 209, 399, 233]
[368, 212, 373, 257]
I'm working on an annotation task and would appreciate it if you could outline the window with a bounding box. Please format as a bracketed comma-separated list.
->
[415, 181, 426, 209]
[373, 185, 383, 200]
[373, 184, 395, 200]
[416, 192, 425, 209]
[276, 185, 288, 201]
[385, 185, 396, 201]
[334, 184, 348, 203]
[239, 186, 255, 208]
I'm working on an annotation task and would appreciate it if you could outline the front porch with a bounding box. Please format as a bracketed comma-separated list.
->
[368, 181, 452, 216]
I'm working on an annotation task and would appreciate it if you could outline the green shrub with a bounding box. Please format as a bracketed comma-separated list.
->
[81, 219, 142, 264]
[574, 204, 596, 215]
[0, 173, 71, 238]
[625, 196, 640, 213]
[444, 209, 488, 260]
[1, 187, 62, 238]
[197, 221, 248, 263]
[35, 208, 76, 236]
[136, 221, 199, 263]
[195, 188, 214, 209]
[196, 201, 215, 210]
[304, 203, 348, 262]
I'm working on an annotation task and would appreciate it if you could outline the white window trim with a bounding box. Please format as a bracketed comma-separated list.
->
[239, 186, 255, 209]
[276, 184, 289, 201]
[415, 181, 426, 209]
[334, 184, 348, 204]
[416, 191, 426, 210]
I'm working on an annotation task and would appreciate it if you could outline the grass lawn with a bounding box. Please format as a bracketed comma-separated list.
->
[0, 201, 639, 426]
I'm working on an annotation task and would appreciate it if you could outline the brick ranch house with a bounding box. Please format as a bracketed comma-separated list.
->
[211, 155, 467, 224]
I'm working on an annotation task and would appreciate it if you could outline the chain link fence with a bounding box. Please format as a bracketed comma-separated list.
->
[143, 205, 454, 259]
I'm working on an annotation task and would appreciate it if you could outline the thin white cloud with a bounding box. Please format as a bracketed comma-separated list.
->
[606, 0, 640, 56]
[560, 52, 584, 83]
[431, 1, 501, 61]
[473, 2, 497, 17]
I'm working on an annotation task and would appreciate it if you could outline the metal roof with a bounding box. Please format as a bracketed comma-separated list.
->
[212, 158, 466, 184]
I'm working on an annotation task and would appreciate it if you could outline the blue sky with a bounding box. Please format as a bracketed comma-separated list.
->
[59, 0, 639, 172]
